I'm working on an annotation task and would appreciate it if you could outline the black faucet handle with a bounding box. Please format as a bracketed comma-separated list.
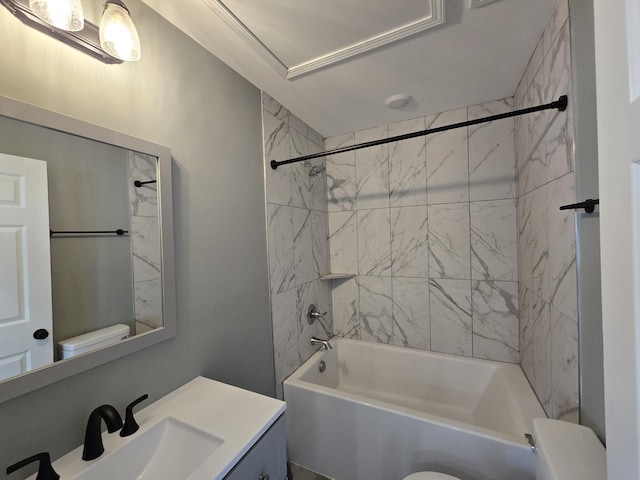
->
[120, 394, 149, 437]
[7, 452, 60, 480]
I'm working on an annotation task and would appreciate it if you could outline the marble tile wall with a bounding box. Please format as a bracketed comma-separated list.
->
[262, 93, 331, 399]
[263, 0, 578, 419]
[515, 0, 578, 422]
[326, 96, 519, 365]
[128, 152, 162, 334]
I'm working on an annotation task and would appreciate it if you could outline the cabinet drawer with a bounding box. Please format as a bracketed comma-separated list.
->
[224, 415, 287, 480]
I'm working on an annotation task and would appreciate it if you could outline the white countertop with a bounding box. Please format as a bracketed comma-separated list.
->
[32, 377, 286, 480]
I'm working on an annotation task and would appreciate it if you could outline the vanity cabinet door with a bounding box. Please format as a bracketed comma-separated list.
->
[224, 415, 287, 480]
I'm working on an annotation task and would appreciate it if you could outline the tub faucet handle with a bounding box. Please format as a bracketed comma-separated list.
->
[307, 304, 327, 324]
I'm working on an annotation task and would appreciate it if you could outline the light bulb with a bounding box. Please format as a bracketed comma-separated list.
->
[29, 0, 84, 31]
[99, 1, 141, 62]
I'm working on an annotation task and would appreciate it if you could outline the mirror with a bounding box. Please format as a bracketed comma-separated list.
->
[0, 96, 176, 403]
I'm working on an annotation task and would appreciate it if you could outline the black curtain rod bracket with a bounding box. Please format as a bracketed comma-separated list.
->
[559, 198, 599, 214]
[270, 95, 569, 170]
[134, 180, 156, 188]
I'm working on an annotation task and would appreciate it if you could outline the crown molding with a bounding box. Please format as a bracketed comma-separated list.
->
[201, 0, 288, 77]
[202, 0, 445, 80]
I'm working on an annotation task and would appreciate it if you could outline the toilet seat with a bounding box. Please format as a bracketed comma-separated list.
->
[403, 473, 460, 480]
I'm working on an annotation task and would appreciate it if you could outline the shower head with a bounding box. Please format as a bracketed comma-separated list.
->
[303, 160, 325, 177]
[309, 164, 325, 177]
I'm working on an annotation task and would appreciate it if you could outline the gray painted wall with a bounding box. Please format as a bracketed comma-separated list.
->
[0, 0, 274, 477]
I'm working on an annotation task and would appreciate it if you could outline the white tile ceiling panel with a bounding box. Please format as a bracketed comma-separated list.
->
[222, 0, 435, 66]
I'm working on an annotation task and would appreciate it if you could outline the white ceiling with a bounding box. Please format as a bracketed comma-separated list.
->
[140, 0, 557, 137]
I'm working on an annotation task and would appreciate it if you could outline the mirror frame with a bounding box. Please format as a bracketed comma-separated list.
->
[0, 95, 177, 403]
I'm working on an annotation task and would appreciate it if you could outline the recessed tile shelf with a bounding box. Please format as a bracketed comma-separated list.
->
[320, 273, 356, 281]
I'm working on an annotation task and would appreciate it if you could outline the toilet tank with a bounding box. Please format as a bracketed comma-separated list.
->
[57, 324, 130, 359]
[533, 418, 606, 480]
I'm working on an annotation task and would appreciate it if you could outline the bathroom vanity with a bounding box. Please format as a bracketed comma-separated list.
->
[223, 416, 286, 480]
[25, 377, 286, 480]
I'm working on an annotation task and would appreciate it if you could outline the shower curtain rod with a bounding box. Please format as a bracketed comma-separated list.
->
[270, 95, 568, 170]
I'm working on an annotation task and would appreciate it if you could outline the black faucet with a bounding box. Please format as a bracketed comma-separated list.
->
[82, 405, 123, 461]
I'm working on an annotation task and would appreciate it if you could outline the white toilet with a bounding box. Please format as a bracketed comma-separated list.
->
[57, 324, 130, 359]
[402, 418, 606, 480]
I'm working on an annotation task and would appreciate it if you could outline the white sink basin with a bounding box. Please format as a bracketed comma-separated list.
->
[74, 417, 223, 480]
[30, 377, 286, 480]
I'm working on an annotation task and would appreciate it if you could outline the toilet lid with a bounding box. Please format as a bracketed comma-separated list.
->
[404, 473, 461, 480]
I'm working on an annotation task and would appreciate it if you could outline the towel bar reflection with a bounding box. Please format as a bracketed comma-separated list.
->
[50, 229, 129, 237]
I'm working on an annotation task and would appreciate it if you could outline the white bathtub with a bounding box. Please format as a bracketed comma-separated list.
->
[283, 338, 546, 480]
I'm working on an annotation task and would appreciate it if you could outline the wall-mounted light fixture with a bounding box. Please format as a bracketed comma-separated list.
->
[99, 0, 140, 61]
[29, 0, 84, 31]
[0, 0, 141, 64]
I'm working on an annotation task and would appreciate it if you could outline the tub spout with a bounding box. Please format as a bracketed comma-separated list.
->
[311, 336, 333, 350]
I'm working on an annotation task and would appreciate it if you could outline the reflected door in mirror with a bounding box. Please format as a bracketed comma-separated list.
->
[0, 154, 53, 380]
